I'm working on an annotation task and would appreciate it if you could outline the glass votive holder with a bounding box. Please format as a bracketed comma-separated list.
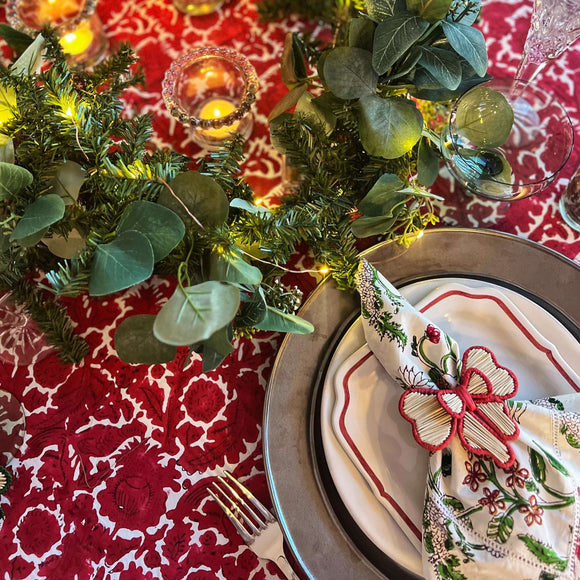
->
[560, 168, 580, 232]
[172, 0, 223, 16]
[162, 46, 259, 149]
[6, 0, 108, 67]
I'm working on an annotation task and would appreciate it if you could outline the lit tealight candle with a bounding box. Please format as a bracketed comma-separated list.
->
[59, 19, 94, 56]
[197, 98, 240, 141]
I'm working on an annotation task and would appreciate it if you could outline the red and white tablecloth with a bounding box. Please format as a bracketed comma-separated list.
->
[0, 0, 579, 578]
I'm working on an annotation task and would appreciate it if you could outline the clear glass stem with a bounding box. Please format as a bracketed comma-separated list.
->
[511, 51, 548, 100]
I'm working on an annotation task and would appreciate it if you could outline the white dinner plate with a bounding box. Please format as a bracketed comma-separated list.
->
[321, 279, 580, 576]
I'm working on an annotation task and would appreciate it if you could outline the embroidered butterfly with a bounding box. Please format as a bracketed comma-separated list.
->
[399, 346, 519, 468]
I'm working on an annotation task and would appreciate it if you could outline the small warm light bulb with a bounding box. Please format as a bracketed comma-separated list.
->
[254, 197, 264, 206]
[417, 229, 425, 238]
[319, 266, 330, 275]
[64, 106, 74, 118]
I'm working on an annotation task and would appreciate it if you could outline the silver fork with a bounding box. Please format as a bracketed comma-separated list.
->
[208, 471, 300, 580]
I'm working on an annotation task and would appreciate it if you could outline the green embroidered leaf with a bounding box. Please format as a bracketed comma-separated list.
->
[50, 161, 86, 205]
[367, 0, 407, 20]
[349, 18, 376, 51]
[254, 306, 314, 334]
[157, 170, 229, 229]
[89, 231, 154, 296]
[117, 200, 185, 262]
[525, 479, 539, 492]
[357, 95, 423, 159]
[324, 47, 378, 99]
[209, 247, 263, 285]
[417, 137, 440, 187]
[548, 397, 565, 411]
[153, 281, 240, 346]
[441, 21, 487, 76]
[406, 0, 452, 22]
[423, 530, 435, 554]
[534, 441, 570, 476]
[530, 448, 547, 483]
[442, 496, 464, 511]
[0, 161, 33, 200]
[114, 314, 177, 364]
[10, 194, 65, 240]
[517, 534, 568, 571]
[487, 514, 514, 544]
[372, 14, 429, 75]
[565, 431, 580, 449]
[418, 46, 462, 90]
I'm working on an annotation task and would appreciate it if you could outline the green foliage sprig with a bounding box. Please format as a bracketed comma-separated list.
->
[0, 30, 313, 368]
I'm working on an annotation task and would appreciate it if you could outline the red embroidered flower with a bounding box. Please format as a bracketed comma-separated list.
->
[425, 325, 441, 344]
[463, 460, 487, 492]
[479, 487, 506, 515]
[504, 460, 530, 489]
[519, 495, 544, 526]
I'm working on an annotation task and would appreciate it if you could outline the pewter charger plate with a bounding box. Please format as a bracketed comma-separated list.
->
[263, 228, 580, 580]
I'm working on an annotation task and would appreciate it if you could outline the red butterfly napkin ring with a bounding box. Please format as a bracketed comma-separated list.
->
[399, 346, 520, 468]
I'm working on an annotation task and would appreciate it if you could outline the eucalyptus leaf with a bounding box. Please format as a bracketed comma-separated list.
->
[349, 18, 376, 51]
[10, 33, 45, 78]
[351, 212, 401, 237]
[324, 47, 378, 100]
[267, 84, 308, 122]
[0, 24, 34, 55]
[442, 21, 487, 77]
[14, 227, 48, 248]
[209, 246, 263, 285]
[254, 306, 314, 334]
[0, 136, 14, 164]
[406, 0, 452, 22]
[357, 95, 423, 159]
[280, 32, 307, 86]
[367, 0, 407, 20]
[89, 230, 155, 296]
[418, 46, 462, 90]
[237, 288, 268, 327]
[50, 161, 86, 205]
[117, 200, 185, 262]
[114, 315, 177, 365]
[157, 171, 229, 229]
[411, 62, 489, 100]
[0, 162, 33, 200]
[448, 0, 481, 25]
[295, 92, 337, 135]
[358, 173, 405, 216]
[153, 281, 240, 346]
[42, 228, 86, 259]
[201, 324, 235, 373]
[372, 14, 429, 75]
[10, 194, 65, 240]
[230, 198, 273, 216]
[417, 138, 440, 187]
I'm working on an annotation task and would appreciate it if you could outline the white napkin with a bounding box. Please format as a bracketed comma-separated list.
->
[357, 259, 580, 579]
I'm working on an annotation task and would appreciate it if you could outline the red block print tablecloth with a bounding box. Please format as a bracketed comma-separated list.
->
[0, 0, 579, 578]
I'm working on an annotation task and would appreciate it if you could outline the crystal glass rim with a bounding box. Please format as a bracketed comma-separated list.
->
[162, 46, 259, 129]
[446, 78, 575, 188]
[5, 0, 98, 34]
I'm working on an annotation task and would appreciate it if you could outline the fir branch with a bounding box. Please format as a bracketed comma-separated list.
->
[0, 272, 90, 364]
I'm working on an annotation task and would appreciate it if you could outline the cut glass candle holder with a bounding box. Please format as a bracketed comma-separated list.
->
[6, 0, 108, 67]
[162, 46, 259, 149]
[172, 0, 223, 16]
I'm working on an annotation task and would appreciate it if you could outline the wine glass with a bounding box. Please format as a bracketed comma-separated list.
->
[440, 78, 574, 201]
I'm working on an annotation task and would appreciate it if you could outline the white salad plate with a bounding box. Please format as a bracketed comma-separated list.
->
[321, 280, 580, 575]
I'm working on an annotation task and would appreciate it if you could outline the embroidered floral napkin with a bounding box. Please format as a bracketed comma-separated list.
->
[357, 259, 580, 579]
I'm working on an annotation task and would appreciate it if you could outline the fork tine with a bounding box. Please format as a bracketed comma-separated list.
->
[211, 479, 263, 536]
[224, 471, 274, 522]
[207, 487, 254, 544]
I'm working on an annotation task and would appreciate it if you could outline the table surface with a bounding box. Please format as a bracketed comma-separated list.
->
[0, 0, 579, 579]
